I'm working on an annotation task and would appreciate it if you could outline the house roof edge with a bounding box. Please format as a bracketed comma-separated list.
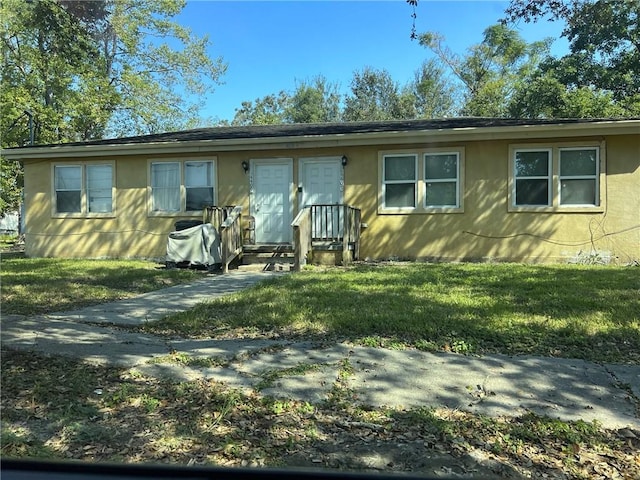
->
[3, 118, 638, 160]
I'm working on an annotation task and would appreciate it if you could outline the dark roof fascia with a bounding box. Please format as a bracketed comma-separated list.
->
[3, 118, 638, 159]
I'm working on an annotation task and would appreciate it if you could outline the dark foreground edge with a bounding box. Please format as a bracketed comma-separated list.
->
[1, 459, 474, 480]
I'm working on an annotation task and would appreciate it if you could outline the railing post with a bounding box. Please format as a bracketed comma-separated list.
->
[219, 206, 243, 273]
[342, 204, 350, 265]
[354, 208, 361, 261]
[292, 207, 311, 272]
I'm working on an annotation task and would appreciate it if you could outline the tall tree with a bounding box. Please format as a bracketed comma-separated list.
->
[1, 0, 115, 145]
[285, 76, 341, 123]
[503, 0, 640, 116]
[1, 0, 226, 146]
[409, 59, 458, 118]
[230, 91, 290, 126]
[420, 24, 550, 117]
[343, 67, 414, 121]
[231, 76, 342, 126]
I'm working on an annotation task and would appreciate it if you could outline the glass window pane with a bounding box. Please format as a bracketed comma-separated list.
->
[56, 191, 81, 213]
[561, 179, 596, 205]
[385, 183, 415, 208]
[55, 166, 81, 190]
[186, 187, 214, 210]
[87, 165, 112, 213]
[185, 161, 213, 187]
[151, 163, 180, 187]
[87, 165, 111, 190]
[151, 163, 180, 211]
[425, 154, 458, 180]
[515, 179, 549, 206]
[515, 151, 549, 177]
[426, 182, 457, 207]
[88, 195, 112, 213]
[384, 156, 416, 181]
[560, 149, 597, 176]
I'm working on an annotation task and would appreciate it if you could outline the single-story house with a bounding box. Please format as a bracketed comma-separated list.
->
[2, 118, 639, 267]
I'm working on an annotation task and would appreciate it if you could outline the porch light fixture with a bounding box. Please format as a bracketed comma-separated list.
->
[341, 155, 348, 167]
[242, 161, 249, 173]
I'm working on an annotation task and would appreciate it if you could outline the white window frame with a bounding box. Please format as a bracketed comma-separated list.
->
[508, 142, 605, 213]
[558, 147, 600, 207]
[378, 147, 465, 214]
[512, 148, 552, 207]
[424, 151, 461, 209]
[381, 153, 418, 211]
[150, 161, 181, 213]
[148, 158, 217, 216]
[52, 163, 115, 218]
[185, 161, 215, 212]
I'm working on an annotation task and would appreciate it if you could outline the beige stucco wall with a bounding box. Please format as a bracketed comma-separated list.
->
[344, 136, 639, 263]
[23, 133, 639, 263]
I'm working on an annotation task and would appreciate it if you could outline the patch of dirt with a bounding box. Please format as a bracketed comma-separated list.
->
[284, 439, 525, 479]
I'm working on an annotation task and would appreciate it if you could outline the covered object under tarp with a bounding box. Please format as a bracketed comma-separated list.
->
[166, 224, 222, 268]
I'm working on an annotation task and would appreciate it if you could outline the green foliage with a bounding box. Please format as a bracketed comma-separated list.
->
[343, 67, 415, 121]
[0, 158, 23, 216]
[504, 0, 640, 117]
[231, 76, 341, 126]
[1, 0, 114, 145]
[1, 0, 226, 146]
[286, 76, 342, 124]
[410, 59, 458, 118]
[232, 65, 456, 125]
[420, 24, 551, 117]
[231, 91, 290, 126]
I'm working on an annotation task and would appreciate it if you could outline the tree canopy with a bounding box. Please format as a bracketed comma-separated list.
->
[503, 0, 640, 117]
[230, 76, 341, 126]
[1, 0, 226, 147]
[420, 24, 551, 117]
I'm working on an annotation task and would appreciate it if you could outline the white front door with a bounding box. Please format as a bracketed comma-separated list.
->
[252, 161, 293, 243]
[300, 158, 343, 239]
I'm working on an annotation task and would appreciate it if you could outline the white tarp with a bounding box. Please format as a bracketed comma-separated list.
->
[166, 224, 222, 267]
[0, 211, 19, 233]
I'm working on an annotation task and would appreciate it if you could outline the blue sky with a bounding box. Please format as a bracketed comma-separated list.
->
[177, 1, 569, 123]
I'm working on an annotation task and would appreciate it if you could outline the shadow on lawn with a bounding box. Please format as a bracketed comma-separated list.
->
[178, 264, 640, 363]
[5, 349, 624, 479]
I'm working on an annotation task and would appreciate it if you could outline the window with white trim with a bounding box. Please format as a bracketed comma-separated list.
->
[379, 147, 465, 214]
[150, 160, 215, 213]
[382, 154, 417, 209]
[509, 143, 603, 211]
[513, 149, 551, 206]
[54, 164, 113, 215]
[185, 161, 214, 211]
[86, 165, 113, 213]
[559, 147, 599, 206]
[424, 152, 459, 208]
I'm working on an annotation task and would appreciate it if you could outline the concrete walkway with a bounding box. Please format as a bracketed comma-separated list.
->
[2, 270, 639, 430]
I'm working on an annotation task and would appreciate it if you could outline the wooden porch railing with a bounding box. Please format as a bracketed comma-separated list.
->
[291, 207, 312, 272]
[292, 204, 362, 271]
[219, 206, 243, 273]
[203, 205, 243, 273]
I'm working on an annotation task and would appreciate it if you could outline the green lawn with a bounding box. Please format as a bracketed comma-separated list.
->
[0, 258, 201, 315]
[2, 259, 638, 363]
[143, 263, 640, 364]
[2, 260, 639, 477]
